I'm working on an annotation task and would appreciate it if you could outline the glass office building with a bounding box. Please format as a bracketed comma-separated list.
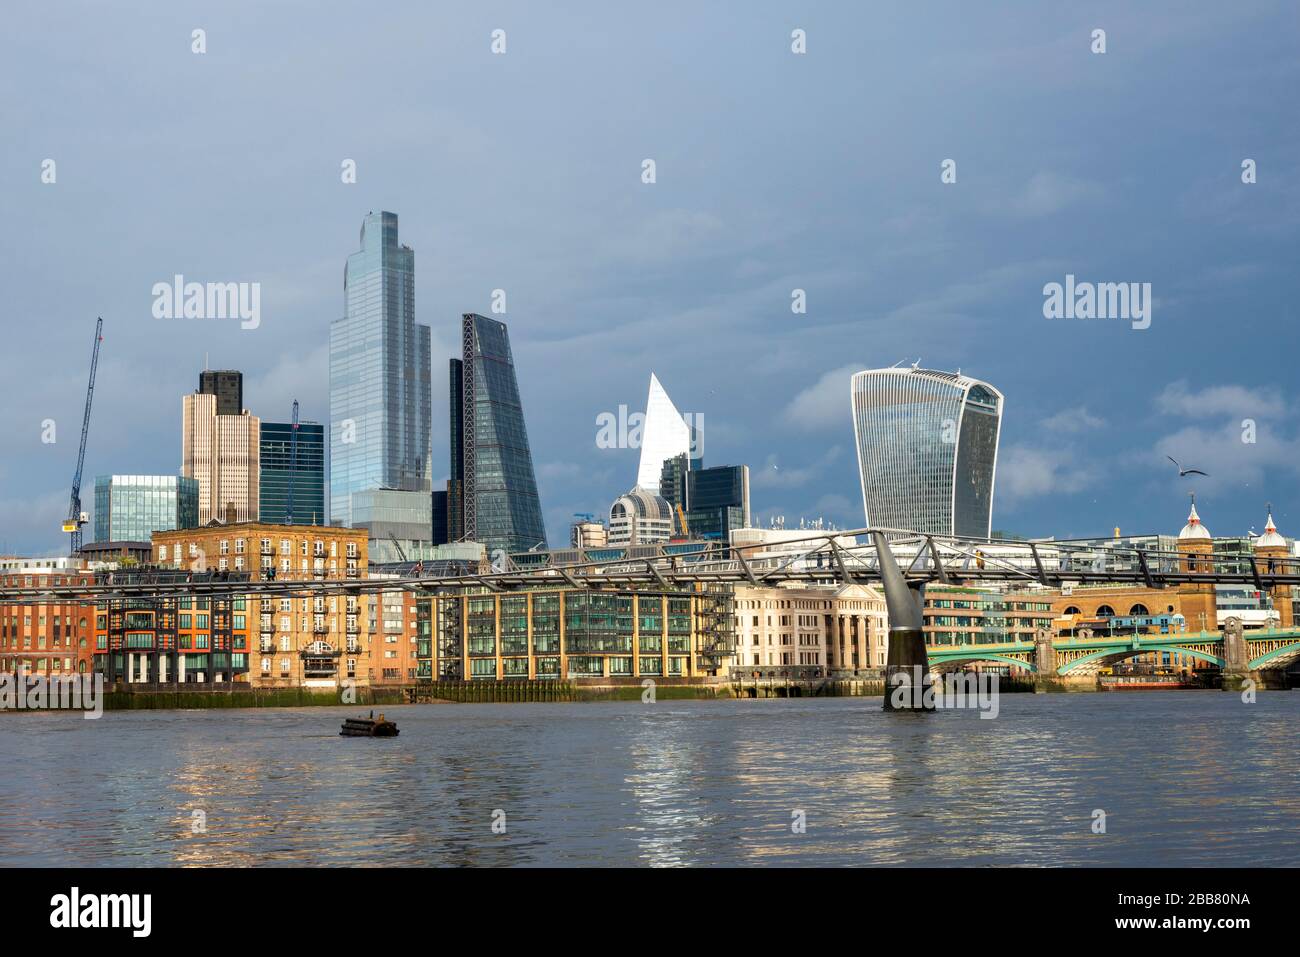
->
[636, 373, 692, 494]
[449, 313, 546, 555]
[686, 464, 750, 541]
[851, 367, 1003, 538]
[259, 420, 325, 525]
[93, 475, 199, 543]
[329, 211, 432, 526]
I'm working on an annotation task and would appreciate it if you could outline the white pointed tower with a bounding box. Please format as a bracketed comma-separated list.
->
[636, 373, 692, 493]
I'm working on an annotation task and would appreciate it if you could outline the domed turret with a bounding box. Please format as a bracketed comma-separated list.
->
[1256, 508, 1286, 549]
[1178, 497, 1211, 541]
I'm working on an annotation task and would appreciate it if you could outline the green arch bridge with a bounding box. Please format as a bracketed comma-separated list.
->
[928, 627, 1300, 676]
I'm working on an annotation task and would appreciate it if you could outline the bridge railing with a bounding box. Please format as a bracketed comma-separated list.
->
[4, 525, 1300, 603]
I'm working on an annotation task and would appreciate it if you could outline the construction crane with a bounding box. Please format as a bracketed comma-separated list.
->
[286, 399, 299, 525]
[62, 317, 103, 555]
[676, 503, 690, 537]
[387, 531, 408, 564]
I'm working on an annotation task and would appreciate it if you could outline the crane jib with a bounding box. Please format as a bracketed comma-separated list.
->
[65, 317, 103, 553]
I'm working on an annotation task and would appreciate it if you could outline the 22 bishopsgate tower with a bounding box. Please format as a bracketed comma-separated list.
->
[329, 212, 432, 526]
[851, 366, 1003, 538]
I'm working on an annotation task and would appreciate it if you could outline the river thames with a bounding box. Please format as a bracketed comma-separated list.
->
[2, 693, 1297, 867]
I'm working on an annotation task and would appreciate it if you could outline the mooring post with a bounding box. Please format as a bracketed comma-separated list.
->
[872, 531, 934, 711]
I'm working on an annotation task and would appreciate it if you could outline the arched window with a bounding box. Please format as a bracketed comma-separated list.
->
[1129, 604, 1149, 616]
[1096, 605, 1116, 617]
[1063, 606, 1081, 616]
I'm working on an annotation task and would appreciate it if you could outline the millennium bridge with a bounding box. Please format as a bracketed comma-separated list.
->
[4, 527, 1297, 708]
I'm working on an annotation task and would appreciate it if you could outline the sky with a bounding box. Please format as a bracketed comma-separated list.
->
[2, 1, 1298, 555]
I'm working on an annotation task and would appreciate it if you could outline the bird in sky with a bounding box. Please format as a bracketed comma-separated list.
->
[1167, 455, 1208, 477]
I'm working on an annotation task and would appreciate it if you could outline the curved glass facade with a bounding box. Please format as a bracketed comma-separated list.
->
[455, 313, 546, 555]
[850, 368, 1002, 537]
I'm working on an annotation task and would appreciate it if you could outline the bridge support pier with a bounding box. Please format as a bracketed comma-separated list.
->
[873, 532, 934, 712]
[1032, 628, 1058, 693]
[1220, 617, 1252, 692]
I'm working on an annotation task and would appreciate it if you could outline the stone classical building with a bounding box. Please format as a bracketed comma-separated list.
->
[730, 583, 887, 675]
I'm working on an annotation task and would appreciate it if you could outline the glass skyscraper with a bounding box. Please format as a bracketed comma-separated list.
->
[93, 475, 199, 542]
[449, 313, 546, 555]
[851, 367, 1003, 538]
[259, 420, 325, 525]
[686, 464, 751, 541]
[636, 373, 692, 494]
[329, 211, 432, 526]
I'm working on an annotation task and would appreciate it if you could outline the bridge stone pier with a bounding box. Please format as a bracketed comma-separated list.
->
[873, 532, 934, 712]
[1032, 628, 1064, 692]
[1221, 617, 1250, 689]
[1217, 616, 1287, 690]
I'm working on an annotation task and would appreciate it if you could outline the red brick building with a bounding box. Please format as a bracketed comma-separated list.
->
[0, 567, 97, 677]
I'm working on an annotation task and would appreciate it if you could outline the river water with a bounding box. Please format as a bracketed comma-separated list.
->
[2, 693, 1297, 866]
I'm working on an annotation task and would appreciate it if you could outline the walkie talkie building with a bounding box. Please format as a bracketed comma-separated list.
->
[850, 367, 1003, 538]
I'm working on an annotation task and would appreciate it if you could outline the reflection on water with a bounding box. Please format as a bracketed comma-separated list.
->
[2, 694, 1298, 866]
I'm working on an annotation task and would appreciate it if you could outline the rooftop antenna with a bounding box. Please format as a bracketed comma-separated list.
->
[287, 399, 300, 525]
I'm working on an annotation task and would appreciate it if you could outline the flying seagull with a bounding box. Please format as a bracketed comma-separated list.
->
[1167, 455, 1208, 477]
